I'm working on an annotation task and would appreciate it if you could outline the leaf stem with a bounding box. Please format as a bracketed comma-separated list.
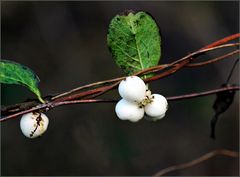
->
[38, 95, 45, 104]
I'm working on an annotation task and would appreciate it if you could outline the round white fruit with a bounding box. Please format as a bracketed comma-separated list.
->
[118, 76, 146, 102]
[20, 112, 49, 138]
[115, 99, 144, 122]
[144, 94, 168, 118]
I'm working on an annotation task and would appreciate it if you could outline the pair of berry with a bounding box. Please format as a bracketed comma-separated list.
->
[115, 76, 168, 122]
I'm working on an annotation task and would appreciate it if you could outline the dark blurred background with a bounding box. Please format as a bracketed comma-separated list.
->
[1, 1, 239, 176]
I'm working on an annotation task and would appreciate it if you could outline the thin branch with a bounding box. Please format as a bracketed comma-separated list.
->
[166, 86, 240, 101]
[43, 45, 240, 104]
[0, 99, 116, 122]
[1, 34, 239, 122]
[226, 58, 239, 84]
[53, 45, 239, 101]
[136, 43, 240, 78]
[52, 44, 240, 102]
[186, 49, 240, 67]
[153, 149, 239, 176]
[1, 50, 238, 120]
[52, 43, 239, 101]
[145, 57, 192, 82]
[1, 85, 239, 122]
[53, 84, 115, 102]
[52, 76, 125, 100]
[52, 99, 117, 107]
[200, 33, 240, 50]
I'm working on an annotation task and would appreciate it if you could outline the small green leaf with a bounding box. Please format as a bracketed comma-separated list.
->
[0, 60, 44, 103]
[107, 11, 161, 78]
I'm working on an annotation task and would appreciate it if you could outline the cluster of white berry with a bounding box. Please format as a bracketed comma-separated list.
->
[115, 76, 168, 122]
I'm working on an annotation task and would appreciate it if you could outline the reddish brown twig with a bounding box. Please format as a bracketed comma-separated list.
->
[145, 57, 192, 82]
[53, 43, 239, 102]
[135, 43, 239, 78]
[0, 99, 116, 122]
[200, 33, 240, 50]
[52, 76, 125, 100]
[166, 86, 240, 101]
[52, 43, 240, 102]
[186, 49, 240, 67]
[53, 84, 115, 102]
[1, 34, 239, 122]
[153, 149, 239, 176]
[1, 85, 239, 122]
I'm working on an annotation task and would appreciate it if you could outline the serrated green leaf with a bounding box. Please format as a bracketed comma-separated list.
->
[107, 11, 161, 78]
[0, 60, 44, 103]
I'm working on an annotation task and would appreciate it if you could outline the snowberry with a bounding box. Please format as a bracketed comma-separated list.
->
[144, 94, 168, 118]
[115, 99, 144, 122]
[20, 112, 49, 138]
[118, 76, 146, 102]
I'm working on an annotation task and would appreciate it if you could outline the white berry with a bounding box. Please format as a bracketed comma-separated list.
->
[144, 94, 168, 118]
[115, 99, 144, 122]
[118, 76, 146, 102]
[20, 112, 49, 138]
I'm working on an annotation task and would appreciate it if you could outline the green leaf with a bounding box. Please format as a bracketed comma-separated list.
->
[0, 60, 44, 103]
[107, 11, 161, 78]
